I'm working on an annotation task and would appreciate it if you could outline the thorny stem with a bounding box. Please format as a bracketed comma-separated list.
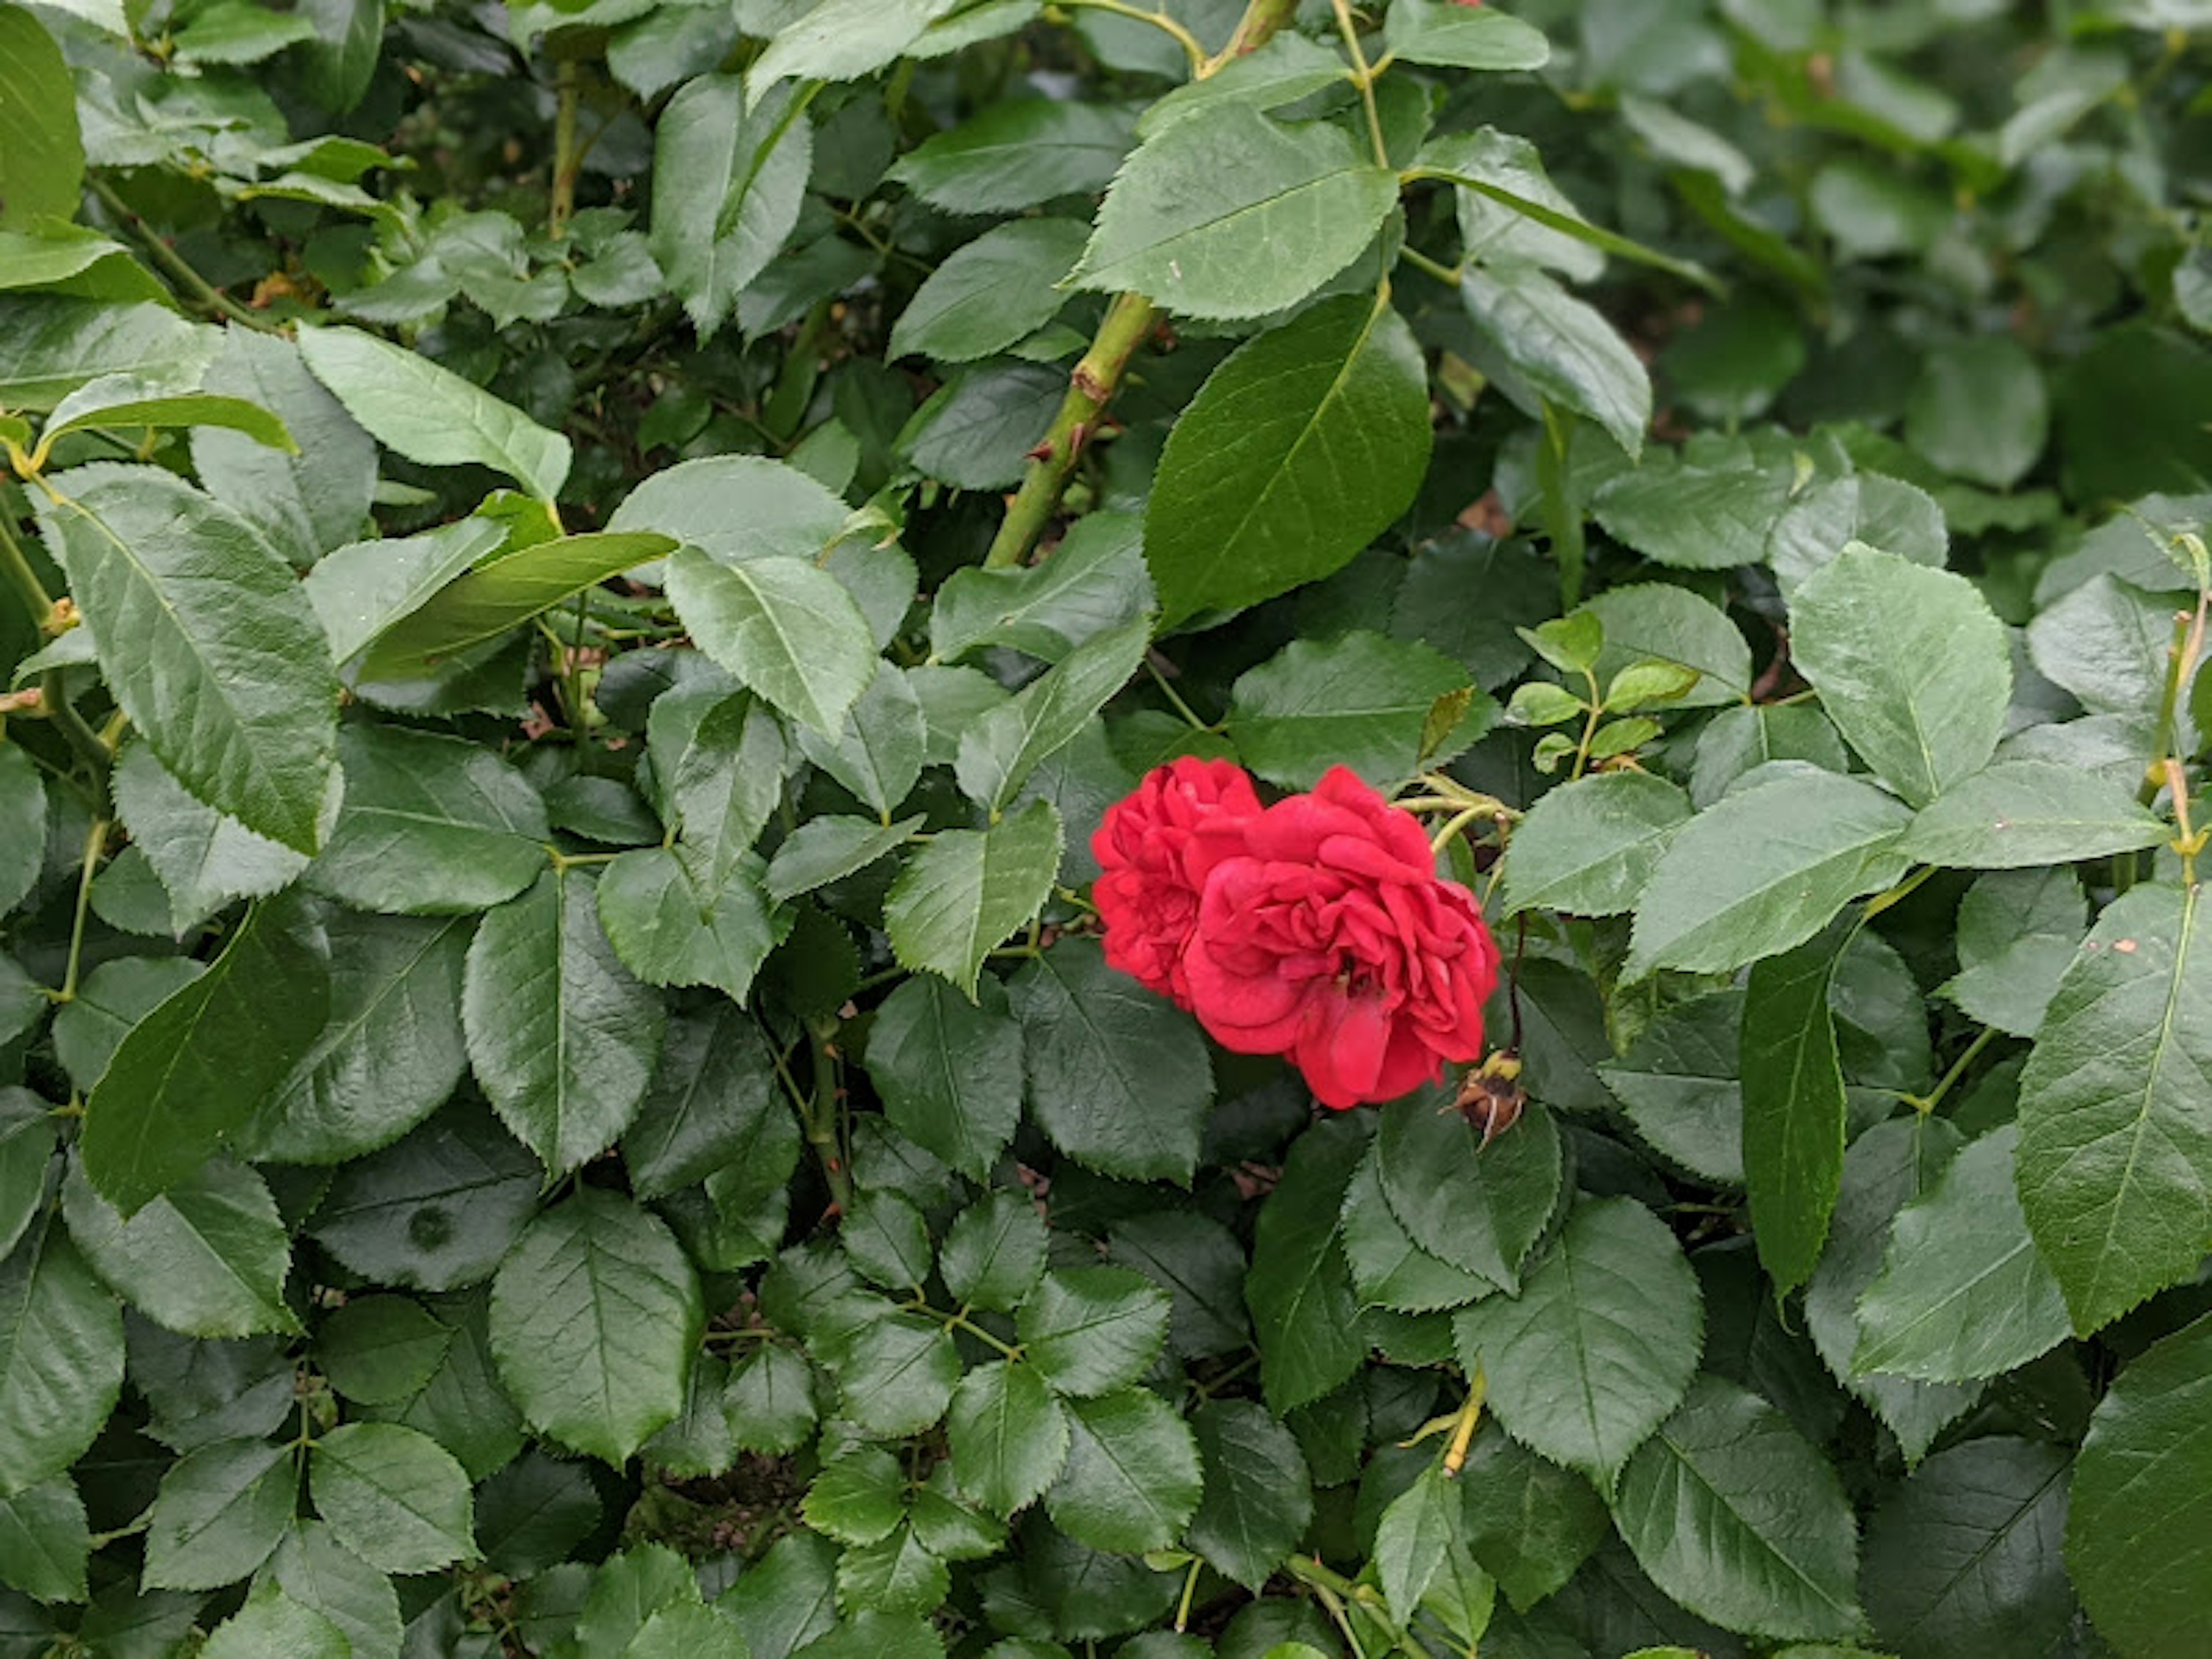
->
[88, 177, 285, 335]
[982, 0, 1305, 570]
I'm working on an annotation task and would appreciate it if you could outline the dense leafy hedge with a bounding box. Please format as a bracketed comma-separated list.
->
[4, 0, 2212, 1654]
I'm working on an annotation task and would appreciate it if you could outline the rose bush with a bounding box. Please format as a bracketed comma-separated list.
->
[3, 0, 2212, 1655]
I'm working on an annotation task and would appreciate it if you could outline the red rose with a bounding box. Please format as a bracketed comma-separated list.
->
[1182, 767, 1501, 1109]
[1090, 756, 1264, 1005]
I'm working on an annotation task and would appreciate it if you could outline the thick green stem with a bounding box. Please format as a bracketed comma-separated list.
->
[549, 60, 582, 238]
[983, 0, 1305, 570]
[804, 1021, 854, 1214]
[88, 177, 285, 335]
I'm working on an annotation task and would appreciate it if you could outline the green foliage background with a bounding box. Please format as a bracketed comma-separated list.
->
[2, 0, 2211, 1655]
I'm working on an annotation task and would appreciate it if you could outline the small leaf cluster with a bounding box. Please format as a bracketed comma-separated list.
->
[4, 0, 2212, 1656]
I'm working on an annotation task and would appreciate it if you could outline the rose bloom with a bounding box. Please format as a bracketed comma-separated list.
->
[1089, 756, 1263, 1005]
[1183, 767, 1501, 1109]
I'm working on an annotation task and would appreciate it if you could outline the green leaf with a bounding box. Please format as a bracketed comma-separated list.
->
[665, 547, 877, 738]
[1861, 1437, 2072, 1659]
[0, 746, 44, 918]
[40, 378, 291, 461]
[939, 1192, 1047, 1314]
[1854, 1126, 2072, 1382]
[1599, 989, 1744, 1185]
[724, 1531, 839, 1659]
[1459, 1422, 1610, 1611]
[1904, 336, 2047, 491]
[1374, 1092, 1560, 1289]
[1740, 925, 1852, 1296]
[2067, 1312, 2212, 1659]
[1582, 582, 1753, 709]
[1502, 770, 1691, 917]
[1387, 0, 1550, 69]
[844, 1191, 933, 1291]
[623, 1002, 779, 1198]
[36, 464, 339, 854]
[891, 219, 1089, 363]
[630, 1601, 752, 1658]
[310, 1422, 474, 1574]
[885, 800, 1062, 998]
[267, 1520, 403, 1659]
[297, 326, 569, 502]
[317, 1294, 450, 1405]
[463, 867, 665, 1173]
[863, 973, 1024, 1179]
[143, 1438, 295, 1591]
[63, 1157, 294, 1338]
[798, 662, 926, 818]
[1018, 1267, 1171, 1398]
[2017, 881, 2212, 1334]
[891, 99, 1134, 216]
[750, 0, 961, 90]
[0, 1222, 122, 1493]
[0, 7, 82, 233]
[1044, 1387, 1203, 1554]
[1789, 545, 2012, 808]
[1007, 940, 1212, 1184]
[1896, 760, 2168, 869]
[901, 360, 1063, 491]
[597, 845, 782, 1001]
[0, 1475, 86, 1603]
[202, 1582, 347, 1659]
[1454, 1198, 1702, 1486]
[0, 297, 208, 411]
[489, 1188, 704, 1463]
[1071, 108, 1395, 319]
[1339, 1150, 1495, 1313]
[243, 910, 471, 1164]
[310, 725, 549, 914]
[834, 1311, 961, 1438]
[956, 618, 1149, 813]
[1590, 440, 1799, 573]
[931, 511, 1153, 666]
[1187, 1399, 1313, 1591]
[1941, 867, 2084, 1040]
[948, 1361, 1070, 1516]
[1227, 630, 1473, 790]
[1146, 297, 1433, 624]
[0, 1094, 53, 1266]
[357, 530, 676, 685]
[649, 78, 813, 340]
[2027, 573, 2181, 723]
[1374, 1463, 1462, 1625]
[1248, 1117, 1370, 1415]
[304, 521, 503, 667]
[81, 900, 329, 1214]
[1626, 771, 1912, 980]
[726, 1343, 819, 1455]
[1803, 1118, 1978, 1466]
[1612, 1375, 1865, 1641]
[766, 815, 924, 904]
[110, 743, 309, 933]
[1458, 263, 1650, 455]
[310, 1103, 541, 1293]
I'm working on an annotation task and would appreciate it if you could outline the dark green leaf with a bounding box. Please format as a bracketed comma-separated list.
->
[309, 1102, 541, 1292]
[1375, 1092, 1560, 1289]
[0, 6, 82, 232]
[1226, 629, 1473, 789]
[1599, 989, 1744, 1185]
[1248, 1116, 1371, 1415]
[110, 744, 308, 933]
[2067, 1313, 2212, 1659]
[143, 1438, 294, 1592]
[463, 868, 665, 1173]
[1070, 107, 1397, 321]
[317, 1294, 450, 1404]
[1459, 264, 1650, 454]
[1387, 0, 1550, 70]
[1862, 1437, 2072, 1659]
[956, 618, 1149, 813]
[885, 800, 1062, 998]
[1018, 1267, 1171, 1399]
[81, 902, 329, 1214]
[1459, 1422, 1610, 1611]
[310, 1422, 474, 1574]
[766, 815, 924, 904]
[649, 77, 812, 340]
[1502, 770, 1691, 917]
[310, 726, 549, 914]
[37, 464, 339, 854]
[0, 1222, 123, 1492]
[1008, 940, 1211, 1183]
[666, 547, 878, 739]
[1789, 545, 2012, 809]
[948, 1360, 1069, 1516]
[940, 1192, 1047, 1314]
[1854, 1126, 2071, 1382]
[488, 1189, 703, 1463]
[1740, 925, 1852, 1296]
[0, 1475, 86, 1603]
[931, 512, 1153, 666]
[1455, 1198, 1702, 1486]
[1612, 1376, 1864, 1641]
[0, 298, 207, 412]
[1187, 1399, 1313, 1591]
[63, 1158, 294, 1338]
[192, 329, 377, 569]
[1044, 1387, 1202, 1554]
[266, 1520, 402, 1659]
[1897, 760, 2168, 869]
[2017, 881, 2212, 1334]
[891, 219, 1088, 363]
[891, 100, 1133, 215]
[1941, 867, 2084, 1040]
[1146, 298, 1433, 624]
[864, 973, 1024, 1179]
